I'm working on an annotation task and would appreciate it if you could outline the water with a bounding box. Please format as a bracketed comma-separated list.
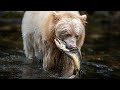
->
[0, 31, 120, 79]
[0, 48, 119, 79]
[0, 15, 120, 79]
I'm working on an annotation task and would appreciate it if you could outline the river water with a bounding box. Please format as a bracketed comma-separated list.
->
[0, 16, 120, 79]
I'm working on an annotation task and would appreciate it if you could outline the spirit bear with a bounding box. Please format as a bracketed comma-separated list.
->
[21, 11, 87, 78]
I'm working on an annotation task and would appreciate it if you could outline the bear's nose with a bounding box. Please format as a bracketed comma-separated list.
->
[68, 44, 76, 49]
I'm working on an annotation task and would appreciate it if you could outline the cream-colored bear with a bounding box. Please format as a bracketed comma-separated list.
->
[21, 11, 87, 78]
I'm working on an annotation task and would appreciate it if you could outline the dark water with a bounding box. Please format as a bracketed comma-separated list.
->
[0, 30, 120, 79]
[0, 13, 120, 79]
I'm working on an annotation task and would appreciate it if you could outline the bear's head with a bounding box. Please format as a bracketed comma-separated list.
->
[52, 11, 87, 49]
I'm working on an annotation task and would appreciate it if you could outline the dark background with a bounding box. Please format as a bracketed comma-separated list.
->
[0, 11, 120, 79]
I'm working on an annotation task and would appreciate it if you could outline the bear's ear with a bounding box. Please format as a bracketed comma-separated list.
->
[52, 11, 60, 23]
[79, 15, 87, 26]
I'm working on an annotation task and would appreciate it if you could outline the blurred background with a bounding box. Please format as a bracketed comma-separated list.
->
[0, 11, 120, 79]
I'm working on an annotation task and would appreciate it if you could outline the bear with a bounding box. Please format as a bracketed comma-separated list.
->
[21, 11, 87, 78]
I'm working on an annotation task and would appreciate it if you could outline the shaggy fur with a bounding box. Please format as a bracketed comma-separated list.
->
[21, 11, 87, 77]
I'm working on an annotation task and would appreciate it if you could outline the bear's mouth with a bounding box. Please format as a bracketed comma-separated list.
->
[54, 38, 81, 78]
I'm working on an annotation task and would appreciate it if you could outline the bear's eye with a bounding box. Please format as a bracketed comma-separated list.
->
[59, 33, 71, 40]
[60, 31, 68, 35]
[75, 35, 79, 39]
[65, 34, 72, 38]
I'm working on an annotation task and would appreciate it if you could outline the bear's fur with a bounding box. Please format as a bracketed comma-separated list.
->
[21, 11, 87, 77]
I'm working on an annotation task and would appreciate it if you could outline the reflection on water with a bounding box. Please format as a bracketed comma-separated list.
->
[0, 33, 120, 79]
[0, 11, 120, 79]
[0, 44, 120, 79]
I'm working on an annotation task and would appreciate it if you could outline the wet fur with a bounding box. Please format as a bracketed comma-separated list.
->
[22, 11, 86, 77]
